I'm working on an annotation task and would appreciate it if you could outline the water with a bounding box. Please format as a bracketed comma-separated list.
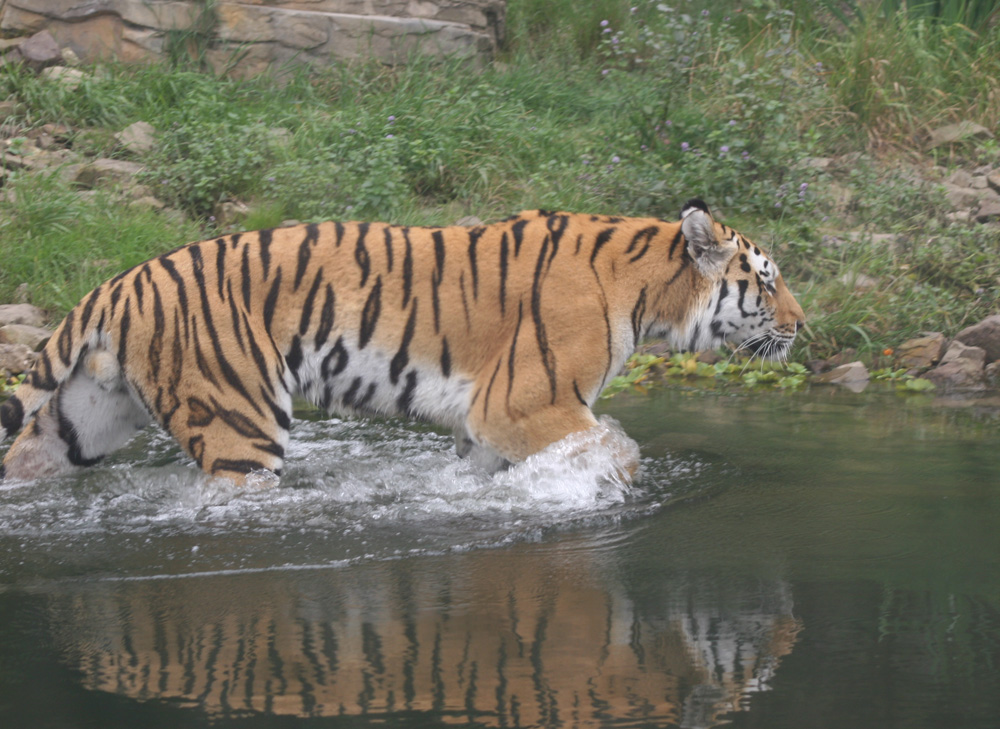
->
[1, 386, 998, 728]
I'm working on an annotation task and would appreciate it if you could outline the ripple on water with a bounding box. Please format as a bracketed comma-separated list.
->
[0, 415, 712, 583]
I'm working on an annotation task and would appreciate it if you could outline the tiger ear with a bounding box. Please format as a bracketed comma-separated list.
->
[681, 199, 734, 276]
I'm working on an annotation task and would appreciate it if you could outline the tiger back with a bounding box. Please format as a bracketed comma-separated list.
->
[0, 200, 804, 483]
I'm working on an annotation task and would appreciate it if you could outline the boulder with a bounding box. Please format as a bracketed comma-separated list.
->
[18, 30, 61, 71]
[815, 361, 870, 392]
[74, 158, 144, 188]
[114, 120, 157, 156]
[923, 358, 986, 390]
[928, 121, 994, 149]
[0, 343, 36, 376]
[895, 333, 946, 370]
[40, 65, 87, 90]
[954, 315, 1000, 362]
[0, 303, 47, 328]
[0, 324, 51, 350]
[975, 195, 1000, 223]
[939, 339, 987, 368]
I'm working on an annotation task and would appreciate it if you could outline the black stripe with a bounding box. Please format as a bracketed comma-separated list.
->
[511, 219, 529, 257]
[315, 284, 336, 348]
[383, 226, 394, 273]
[668, 228, 684, 259]
[359, 276, 382, 349]
[354, 222, 371, 287]
[241, 245, 252, 311]
[211, 458, 270, 476]
[27, 350, 57, 391]
[0, 396, 24, 435]
[134, 273, 145, 315]
[688, 323, 701, 351]
[390, 299, 418, 385]
[295, 223, 320, 290]
[148, 282, 165, 379]
[499, 232, 509, 316]
[226, 280, 247, 355]
[714, 279, 729, 316]
[356, 382, 377, 410]
[190, 246, 265, 416]
[334, 221, 345, 246]
[396, 370, 418, 415]
[459, 273, 472, 331]
[467, 227, 483, 299]
[157, 255, 190, 342]
[79, 284, 103, 333]
[737, 279, 750, 316]
[401, 229, 413, 308]
[590, 227, 616, 267]
[216, 238, 227, 301]
[208, 395, 275, 440]
[440, 337, 451, 377]
[482, 357, 502, 418]
[263, 268, 283, 332]
[321, 336, 349, 379]
[506, 301, 523, 410]
[286, 335, 303, 382]
[191, 317, 221, 389]
[242, 312, 277, 398]
[546, 214, 569, 246]
[259, 229, 273, 279]
[573, 380, 588, 407]
[626, 226, 658, 263]
[431, 230, 445, 333]
[631, 286, 648, 343]
[116, 298, 131, 367]
[532, 236, 558, 404]
[57, 309, 75, 366]
[262, 385, 291, 431]
[299, 267, 324, 336]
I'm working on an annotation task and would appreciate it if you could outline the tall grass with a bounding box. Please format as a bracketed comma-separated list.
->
[1, 0, 998, 361]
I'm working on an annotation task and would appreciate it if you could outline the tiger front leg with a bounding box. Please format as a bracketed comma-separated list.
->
[464, 402, 640, 483]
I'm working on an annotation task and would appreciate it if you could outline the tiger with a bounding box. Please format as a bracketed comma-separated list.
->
[0, 199, 804, 484]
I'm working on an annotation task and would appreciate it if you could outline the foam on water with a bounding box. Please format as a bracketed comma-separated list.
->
[0, 414, 706, 581]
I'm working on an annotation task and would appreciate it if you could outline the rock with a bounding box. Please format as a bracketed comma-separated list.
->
[18, 30, 61, 71]
[455, 216, 484, 227]
[838, 271, 878, 291]
[954, 314, 1000, 362]
[0, 324, 51, 350]
[986, 361, 1000, 387]
[815, 361, 870, 392]
[975, 195, 1000, 223]
[114, 121, 157, 156]
[896, 333, 946, 369]
[971, 176, 989, 190]
[928, 120, 994, 149]
[924, 358, 986, 390]
[946, 169, 974, 187]
[40, 66, 87, 90]
[943, 183, 981, 209]
[130, 195, 166, 211]
[946, 209, 974, 224]
[214, 200, 250, 228]
[74, 158, 144, 189]
[798, 157, 833, 171]
[987, 171, 1000, 194]
[939, 340, 987, 368]
[0, 303, 47, 328]
[0, 343, 36, 376]
[826, 348, 858, 369]
[0, 99, 18, 123]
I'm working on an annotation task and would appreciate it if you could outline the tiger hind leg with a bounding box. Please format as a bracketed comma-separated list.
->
[2, 350, 152, 481]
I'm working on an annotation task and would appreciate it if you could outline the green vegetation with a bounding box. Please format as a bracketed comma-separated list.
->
[1, 0, 999, 365]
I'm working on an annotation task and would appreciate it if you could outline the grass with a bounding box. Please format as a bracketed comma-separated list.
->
[1, 0, 999, 362]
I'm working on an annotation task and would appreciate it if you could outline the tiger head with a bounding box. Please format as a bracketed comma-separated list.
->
[650, 199, 805, 361]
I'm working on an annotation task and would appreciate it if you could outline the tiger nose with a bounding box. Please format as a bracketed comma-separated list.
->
[795, 319, 804, 333]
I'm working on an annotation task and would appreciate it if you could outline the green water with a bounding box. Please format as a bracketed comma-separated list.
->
[0, 386, 998, 728]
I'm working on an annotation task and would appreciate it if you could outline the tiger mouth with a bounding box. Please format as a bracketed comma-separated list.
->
[740, 331, 795, 361]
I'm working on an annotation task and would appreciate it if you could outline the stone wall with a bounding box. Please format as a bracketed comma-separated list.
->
[0, 0, 505, 74]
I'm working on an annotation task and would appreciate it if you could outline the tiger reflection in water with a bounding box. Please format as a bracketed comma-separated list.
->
[50, 548, 800, 727]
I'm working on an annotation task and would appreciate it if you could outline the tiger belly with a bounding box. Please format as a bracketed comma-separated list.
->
[292, 336, 475, 429]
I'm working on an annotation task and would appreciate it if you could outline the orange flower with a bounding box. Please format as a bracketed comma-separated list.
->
[883, 348, 894, 356]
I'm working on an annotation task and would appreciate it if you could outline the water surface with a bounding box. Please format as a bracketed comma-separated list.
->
[1, 386, 998, 728]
